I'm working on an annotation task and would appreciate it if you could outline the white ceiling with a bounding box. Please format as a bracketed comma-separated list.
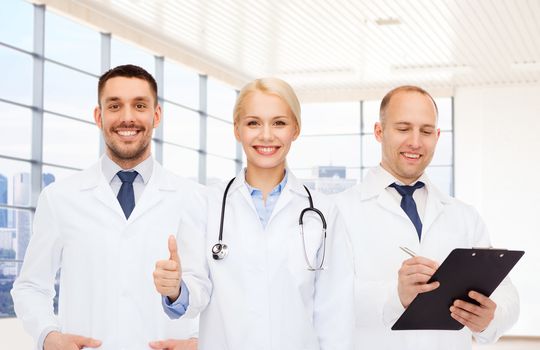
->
[38, 0, 540, 100]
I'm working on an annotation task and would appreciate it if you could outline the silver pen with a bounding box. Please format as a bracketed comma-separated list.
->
[399, 246, 417, 258]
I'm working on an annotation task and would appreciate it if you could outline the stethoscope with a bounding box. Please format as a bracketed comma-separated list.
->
[212, 177, 327, 271]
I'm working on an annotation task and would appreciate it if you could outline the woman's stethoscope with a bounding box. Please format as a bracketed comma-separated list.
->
[212, 177, 327, 271]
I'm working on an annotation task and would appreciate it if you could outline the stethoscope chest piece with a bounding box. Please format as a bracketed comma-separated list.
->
[212, 242, 228, 260]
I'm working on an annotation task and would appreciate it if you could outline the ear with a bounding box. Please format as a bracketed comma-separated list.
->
[94, 106, 103, 129]
[233, 121, 241, 142]
[292, 123, 300, 141]
[153, 104, 162, 129]
[374, 122, 383, 143]
[436, 128, 441, 139]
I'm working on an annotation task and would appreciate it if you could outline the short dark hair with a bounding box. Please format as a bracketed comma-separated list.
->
[379, 85, 438, 124]
[97, 64, 158, 106]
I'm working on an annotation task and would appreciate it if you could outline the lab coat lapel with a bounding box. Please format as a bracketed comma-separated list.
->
[127, 162, 173, 224]
[268, 171, 307, 225]
[421, 179, 452, 236]
[80, 161, 126, 219]
[376, 191, 408, 219]
[361, 167, 408, 220]
[229, 170, 260, 220]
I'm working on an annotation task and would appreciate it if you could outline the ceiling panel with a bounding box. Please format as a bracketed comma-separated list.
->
[39, 0, 540, 100]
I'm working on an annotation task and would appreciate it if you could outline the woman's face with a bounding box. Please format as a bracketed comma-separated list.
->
[235, 91, 299, 172]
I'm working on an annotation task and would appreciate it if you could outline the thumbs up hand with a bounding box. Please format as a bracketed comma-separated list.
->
[153, 235, 183, 302]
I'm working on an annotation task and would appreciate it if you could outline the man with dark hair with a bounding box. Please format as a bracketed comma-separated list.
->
[12, 65, 210, 350]
[336, 85, 519, 349]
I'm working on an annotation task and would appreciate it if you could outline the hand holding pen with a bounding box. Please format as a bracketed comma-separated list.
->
[397, 247, 440, 308]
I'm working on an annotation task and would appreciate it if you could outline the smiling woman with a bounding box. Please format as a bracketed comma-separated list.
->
[159, 77, 357, 350]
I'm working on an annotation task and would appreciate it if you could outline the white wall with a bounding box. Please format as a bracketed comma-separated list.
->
[454, 84, 540, 336]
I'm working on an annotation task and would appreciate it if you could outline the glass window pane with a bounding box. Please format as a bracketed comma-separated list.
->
[45, 10, 101, 74]
[431, 131, 453, 166]
[111, 37, 155, 73]
[207, 155, 236, 184]
[0, 159, 32, 207]
[288, 135, 360, 172]
[0, 102, 32, 159]
[0, 0, 33, 51]
[0, 260, 20, 317]
[301, 102, 360, 135]
[162, 103, 199, 149]
[207, 79, 236, 120]
[43, 114, 100, 169]
[435, 97, 453, 131]
[162, 144, 198, 181]
[0, 47, 33, 105]
[362, 100, 381, 134]
[164, 60, 199, 109]
[207, 118, 235, 158]
[426, 166, 453, 196]
[44, 62, 97, 121]
[42, 165, 78, 184]
[362, 135, 381, 168]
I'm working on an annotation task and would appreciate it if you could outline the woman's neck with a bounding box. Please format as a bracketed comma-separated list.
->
[245, 164, 286, 201]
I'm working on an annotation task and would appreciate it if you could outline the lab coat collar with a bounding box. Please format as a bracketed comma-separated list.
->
[78, 155, 177, 222]
[359, 165, 452, 204]
[226, 168, 309, 228]
[79, 155, 176, 191]
[360, 165, 453, 236]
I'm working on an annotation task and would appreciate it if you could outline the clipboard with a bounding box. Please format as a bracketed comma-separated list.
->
[392, 248, 524, 331]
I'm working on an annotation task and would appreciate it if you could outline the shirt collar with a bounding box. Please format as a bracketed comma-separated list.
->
[361, 165, 428, 200]
[244, 169, 288, 196]
[101, 154, 154, 185]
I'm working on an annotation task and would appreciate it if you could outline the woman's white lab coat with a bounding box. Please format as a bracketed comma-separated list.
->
[199, 170, 355, 350]
[335, 166, 519, 350]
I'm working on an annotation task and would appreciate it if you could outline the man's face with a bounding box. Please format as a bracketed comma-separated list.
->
[94, 77, 161, 168]
[374, 91, 440, 184]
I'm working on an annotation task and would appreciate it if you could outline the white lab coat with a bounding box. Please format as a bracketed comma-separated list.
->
[198, 170, 355, 350]
[335, 167, 519, 350]
[11, 158, 211, 350]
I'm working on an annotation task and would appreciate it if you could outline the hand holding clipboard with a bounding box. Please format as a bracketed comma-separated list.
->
[392, 248, 524, 331]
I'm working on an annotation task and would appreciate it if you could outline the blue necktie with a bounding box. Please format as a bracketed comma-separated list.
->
[390, 182, 425, 240]
[117, 171, 138, 219]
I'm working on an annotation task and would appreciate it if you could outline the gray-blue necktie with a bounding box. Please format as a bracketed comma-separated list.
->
[389, 181, 425, 240]
[117, 171, 138, 219]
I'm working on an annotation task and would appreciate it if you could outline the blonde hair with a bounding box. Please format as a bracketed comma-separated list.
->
[233, 77, 301, 129]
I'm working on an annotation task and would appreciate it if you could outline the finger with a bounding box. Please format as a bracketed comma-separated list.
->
[469, 291, 497, 309]
[400, 264, 437, 278]
[410, 281, 440, 294]
[153, 271, 181, 282]
[149, 340, 167, 349]
[402, 273, 436, 286]
[168, 235, 179, 263]
[450, 306, 486, 332]
[403, 256, 439, 269]
[155, 279, 180, 289]
[453, 299, 484, 317]
[73, 336, 102, 348]
[156, 260, 179, 271]
[149, 339, 176, 349]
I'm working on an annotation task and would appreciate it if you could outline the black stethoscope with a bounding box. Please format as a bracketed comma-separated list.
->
[212, 177, 327, 271]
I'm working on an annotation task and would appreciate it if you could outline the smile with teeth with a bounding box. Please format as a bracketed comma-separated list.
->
[254, 146, 279, 155]
[116, 130, 139, 137]
[402, 152, 420, 159]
